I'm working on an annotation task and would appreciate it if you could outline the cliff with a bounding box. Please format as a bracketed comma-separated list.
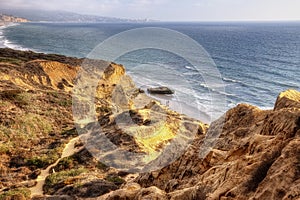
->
[0, 48, 299, 200]
[0, 14, 29, 24]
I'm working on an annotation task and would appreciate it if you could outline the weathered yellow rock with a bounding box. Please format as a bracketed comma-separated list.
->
[274, 89, 300, 110]
[1, 49, 300, 200]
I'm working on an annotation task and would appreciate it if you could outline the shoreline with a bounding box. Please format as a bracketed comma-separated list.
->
[0, 43, 214, 123]
[0, 22, 17, 48]
[1, 22, 296, 115]
[0, 22, 32, 50]
[144, 92, 212, 124]
[0, 47, 299, 199]
[0, 21, 19, 28]
[0, 45, 274, 124]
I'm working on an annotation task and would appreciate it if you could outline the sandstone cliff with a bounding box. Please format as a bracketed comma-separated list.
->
[95, 89, 300, 200]
[0, 48, 299, 200]
[0, 14, 29, 24]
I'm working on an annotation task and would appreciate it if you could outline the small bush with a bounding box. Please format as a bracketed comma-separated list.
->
[48, 91, 59, 98]
[0, 100, 13, 108]
[26, 146, 63, 169]
[105, 175, 125, 186]
[44, 168, 87, 194]
[0, 187, 31, 199]
[62, 128, 77, 136]
[15, 92, 32, 106]
[97, 162, 109, 170]
[53, 157, 74, 172]
[0, 57, 23, 65]
[0, 144, 10, 154]
[58, 99, 72, 107]
[96, 106, 111, 113]
[26, 157, 48, 168]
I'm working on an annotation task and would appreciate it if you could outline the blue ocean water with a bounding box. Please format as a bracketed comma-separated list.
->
[1, 22, 299, 122]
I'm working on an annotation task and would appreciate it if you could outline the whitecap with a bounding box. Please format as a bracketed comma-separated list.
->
[0, 23, 30, 51]
[4, 39, 30, 51]
[258, 106, 273, 110]
[222, 77, 241, 83]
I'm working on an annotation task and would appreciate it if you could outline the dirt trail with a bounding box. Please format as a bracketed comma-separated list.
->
[29, 137, 82, 197]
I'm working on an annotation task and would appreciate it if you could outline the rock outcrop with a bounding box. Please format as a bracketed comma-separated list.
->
[0, 14, 28, 25]
[274, 89, 300, 111]
[0, 48, 299, 200]
[112, 90, 299, 200]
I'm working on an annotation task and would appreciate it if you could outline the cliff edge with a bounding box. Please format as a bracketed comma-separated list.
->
[0, 48, 299, 200]
[0, 14, 29, 25]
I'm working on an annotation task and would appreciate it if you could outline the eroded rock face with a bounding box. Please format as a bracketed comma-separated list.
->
[131, 90, 300, 200]
[1, 49, 299, 200]
[274, 89, 300, 111]
[0, 49, 129, 199]
[96, 90, 300, 200]
[0, 49, 205, 199]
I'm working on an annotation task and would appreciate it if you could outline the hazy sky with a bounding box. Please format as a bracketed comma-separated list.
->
[1, 0, 300, 21]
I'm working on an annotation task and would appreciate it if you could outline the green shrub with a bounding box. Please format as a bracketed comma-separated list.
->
[0, 144, 10, 154]
[105, 175, 125, 186]
[44, 168, 87, 194]
[15, 92, 32, 106]
[97, 162, 109, 170]
[58, 99, 72, 107]
[96, 106, 111, 113]
[16, 113, 53, 137]
[53, 157, 74, 172]
[26, 156, 48, 168]
[26, 146, 63, 169]
[0, 187, 31, 199]
[0, 57, 23, 65]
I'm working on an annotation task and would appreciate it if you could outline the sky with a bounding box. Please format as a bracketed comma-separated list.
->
[1, 0, 300, 21]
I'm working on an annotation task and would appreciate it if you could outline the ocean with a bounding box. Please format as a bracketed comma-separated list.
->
[1, 22, 299, 123]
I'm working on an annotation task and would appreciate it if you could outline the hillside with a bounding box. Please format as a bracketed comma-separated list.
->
[0, 14, 28, 24]
[0, 48, 299, 200]
[0, 9, 153, 23]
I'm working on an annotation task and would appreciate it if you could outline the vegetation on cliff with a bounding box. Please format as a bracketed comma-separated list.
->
[0, 48, 299, 200]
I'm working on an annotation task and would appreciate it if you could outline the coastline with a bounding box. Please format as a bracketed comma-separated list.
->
[0, 22, 16, 48]
[0, 22, 298, 123]
[0, 22, 31, 50]
[0, 45, 211, 123]
[0, 48, 300, 199]
[0, 21, 18, 29]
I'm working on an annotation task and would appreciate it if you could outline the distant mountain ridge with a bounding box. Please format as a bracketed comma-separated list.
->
[0, 9, 155, 23]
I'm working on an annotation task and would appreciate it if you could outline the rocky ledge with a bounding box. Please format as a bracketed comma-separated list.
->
[0, 48, 299, 200]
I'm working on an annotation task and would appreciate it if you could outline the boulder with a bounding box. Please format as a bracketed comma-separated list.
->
[147, 86, 174, 94]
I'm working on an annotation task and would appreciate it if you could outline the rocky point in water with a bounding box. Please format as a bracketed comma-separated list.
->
[147, 86, 175, 95]
[0, 48, 299, 200]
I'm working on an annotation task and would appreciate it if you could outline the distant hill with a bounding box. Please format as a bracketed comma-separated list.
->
[0, 9, 154, 23]
[0, 13, 29, 23]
